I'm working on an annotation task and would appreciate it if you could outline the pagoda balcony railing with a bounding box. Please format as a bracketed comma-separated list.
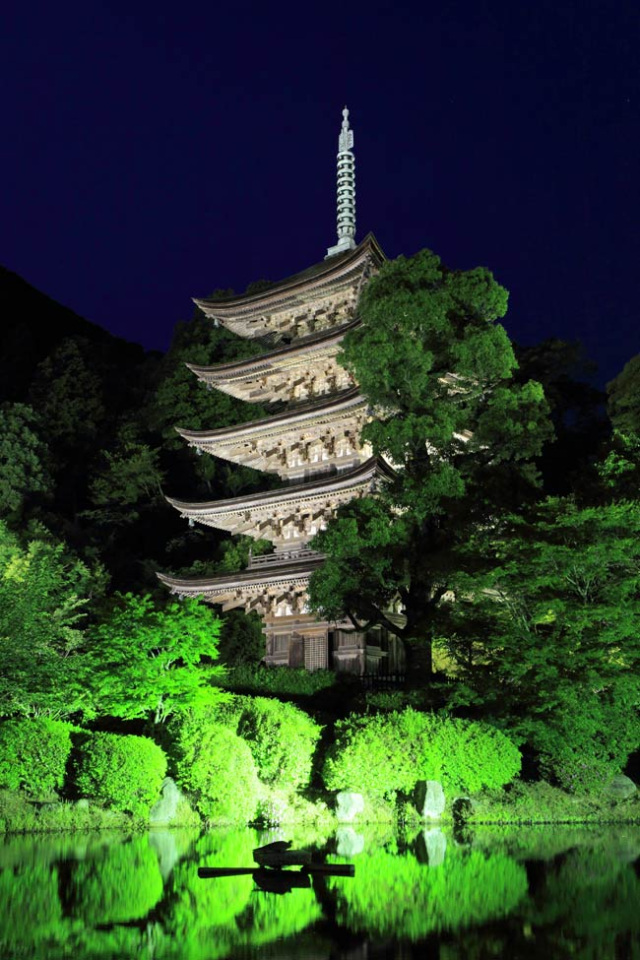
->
[248, 547, 322, 568]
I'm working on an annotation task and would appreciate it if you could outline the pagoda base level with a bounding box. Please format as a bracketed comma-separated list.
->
[263, 617, 406, 675]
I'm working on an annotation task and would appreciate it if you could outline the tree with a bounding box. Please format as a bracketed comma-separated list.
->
[85, 423, 165, 527]
[29, 338, 106, 452]
[444, 497, 640, 791]
[0, 521, 107, 719]
[0, 403, 52, 519]
[85, 593, 225, 724]
[514, 338, 607, 496]
[308, 249, 552, 678]
[607, 354, 640, 435]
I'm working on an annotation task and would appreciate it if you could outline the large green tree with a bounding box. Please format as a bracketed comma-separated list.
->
[308, 249, 552, 677]
[444, 497, 640, 790]
[0, 521, 108, 719]
[85, 593, 225, 724]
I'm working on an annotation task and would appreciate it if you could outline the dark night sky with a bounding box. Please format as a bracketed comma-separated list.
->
[1, 0, 638, 384]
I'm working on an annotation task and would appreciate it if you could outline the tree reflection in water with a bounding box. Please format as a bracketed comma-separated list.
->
[0, 825, 638, 959]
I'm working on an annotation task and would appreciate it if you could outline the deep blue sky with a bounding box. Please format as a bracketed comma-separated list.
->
[2, 0, 638, 384]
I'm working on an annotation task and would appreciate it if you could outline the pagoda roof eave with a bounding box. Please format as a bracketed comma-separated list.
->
[185, 318, 360, 380]
[193, 233, 384, 317]
[156, 554, 325, 595]
[164, 456, 394, 516]
[175, 387, 365, 443]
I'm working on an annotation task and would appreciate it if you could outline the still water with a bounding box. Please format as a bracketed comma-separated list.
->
[1, 823, 639, 959]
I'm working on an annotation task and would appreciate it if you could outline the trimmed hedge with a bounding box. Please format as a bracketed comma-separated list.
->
[216, 664, 336, 697]
[217, 695, 322, 791]
[322, 709, 521, 799]
[0, 718, 76, 799]
[174, 721, 259, 824]
[72, 732, 167, 817]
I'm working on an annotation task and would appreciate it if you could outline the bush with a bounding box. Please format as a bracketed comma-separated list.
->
[218, 695, 322, 791]
[0, 719, 76, 799]
[322, 709, 521, 799]
[173, 720, 259, 823]
[72, 733, 167, 816]
[524, 692, 640, 794]
[216, 664, 336, 697]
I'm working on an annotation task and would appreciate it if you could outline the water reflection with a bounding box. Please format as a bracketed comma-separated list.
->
[0, 824, 638, 959]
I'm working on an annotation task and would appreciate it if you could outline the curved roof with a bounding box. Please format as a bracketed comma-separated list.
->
[194, 233, 384, 319]
[165, 456, 394, 517]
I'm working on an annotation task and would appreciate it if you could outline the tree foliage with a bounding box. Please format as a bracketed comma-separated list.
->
[607, 353, 640, 435]
[309, 249, 552, 675]
[0, 718, 76, 798]
[0, 404, 52, 519]
[218, 695, 322, 790]
[172, 718, 260, 823]
[72, 732, 167, 816]
[85, 593, 225, 724]
[0, 521, 107, 719]
[322, 709, 521, 798]
[445, 497, 640, 790]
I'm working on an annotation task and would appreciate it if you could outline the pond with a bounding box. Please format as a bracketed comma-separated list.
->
[1, 823, 639, 959]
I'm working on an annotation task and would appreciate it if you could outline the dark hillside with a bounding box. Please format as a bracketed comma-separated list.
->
[0, 265, 146, 403]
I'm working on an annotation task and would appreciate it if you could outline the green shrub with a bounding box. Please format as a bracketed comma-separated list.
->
[0, 719, 76, 799]
[218, 695, 322, 791]
[524, 692, 640, 794]
[174, 721, 259, 823]
[216, 664, 336, 697]
[322, 709, 521, 799]
[73, 733, 167, 817]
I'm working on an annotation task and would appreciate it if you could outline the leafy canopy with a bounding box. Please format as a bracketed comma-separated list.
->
[0, 521, 107, 720]
[309, 249, 552, 671]
[85, 593, 225, 724]
[323, 708, 520, 798]
[445, 497, 640, 791]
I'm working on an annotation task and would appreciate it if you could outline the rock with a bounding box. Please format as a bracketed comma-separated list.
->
[335, 791, 365, 822]
[335, 826, 365, 857]
[414, 780, 446, 820]
[75, 798, 90, 811]
[150, 778, 182, 825]
[605, 774, 637, 801]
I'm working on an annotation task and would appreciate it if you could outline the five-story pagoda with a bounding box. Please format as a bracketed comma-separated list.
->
[158, 109, 400, 674]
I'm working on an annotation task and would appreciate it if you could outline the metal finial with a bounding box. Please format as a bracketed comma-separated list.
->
[326, 106, 356, 258]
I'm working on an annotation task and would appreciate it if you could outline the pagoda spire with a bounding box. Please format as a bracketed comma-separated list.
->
[326, 106, 356, 258]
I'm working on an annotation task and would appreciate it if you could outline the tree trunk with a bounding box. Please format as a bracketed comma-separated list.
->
[404, 635, 433, 687]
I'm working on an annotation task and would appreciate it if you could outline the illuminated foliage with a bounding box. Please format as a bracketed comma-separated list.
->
[0, 718, 75, 799]
[173, 719, 260, 823]
[309, 248, 552, 676]
[72, 732, 167, 816]
[322, 709, 520, 798]
[84, 593, 224, 724]
[0, 521, 107, 719]
[218, 695, 322, 790]
[446, 497, 640, 791]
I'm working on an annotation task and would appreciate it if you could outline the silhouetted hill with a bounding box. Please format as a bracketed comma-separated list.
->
[0, 265, 146, 402]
